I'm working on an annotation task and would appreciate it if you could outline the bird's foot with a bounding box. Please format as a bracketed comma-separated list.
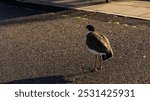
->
[95, 67, 102, 71]
[94, 68, 99, 71]
[90, 69, 96, 72]
[91, 67, 102, 72]
[90, 68, 99, 72]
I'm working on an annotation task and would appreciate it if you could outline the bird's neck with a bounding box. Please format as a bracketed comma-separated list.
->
[86, 31, 94, 35]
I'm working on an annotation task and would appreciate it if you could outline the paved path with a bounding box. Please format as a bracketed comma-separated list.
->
[17, 0, 150, 20]
[78, 0, 150, 20]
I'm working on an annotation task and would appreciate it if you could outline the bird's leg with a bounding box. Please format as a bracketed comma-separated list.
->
[91, 55, 102, 72]
[94, 55, 99, 71]
[92, 55, 97, 71]
[95, 55, 97, 69]
[99, 55, 102, 69]
[96, 55, 102, 70]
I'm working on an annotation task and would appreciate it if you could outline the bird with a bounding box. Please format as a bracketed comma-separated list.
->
[85, 25, 113, 71]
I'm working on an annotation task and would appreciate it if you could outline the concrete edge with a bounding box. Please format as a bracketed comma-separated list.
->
[76, 8, 150, 21]
[93, 10, 150, 21]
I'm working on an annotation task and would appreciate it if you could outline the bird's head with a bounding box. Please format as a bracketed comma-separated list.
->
[86, 25, 95, 32]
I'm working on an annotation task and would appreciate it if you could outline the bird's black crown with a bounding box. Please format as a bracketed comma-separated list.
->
[86, 25, 95, 32]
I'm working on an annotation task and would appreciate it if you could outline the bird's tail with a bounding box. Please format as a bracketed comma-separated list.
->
[102, 52, 113, 61]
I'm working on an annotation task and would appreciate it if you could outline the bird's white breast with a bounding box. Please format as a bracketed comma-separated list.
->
[86, 46, 105, 55]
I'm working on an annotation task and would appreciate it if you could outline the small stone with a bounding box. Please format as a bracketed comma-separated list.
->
[83, 15, 87, 17]
[61, 15, 68, 17]
[143, 55, 146, 58]
[123, 24, 129, 27]
[113, 22, 120, 25]
[75, 16, 81, 19]
[82, 18, 88, 21]
[108, 21, 112, 24]
[131, 26, 137, 28]
[49, 13, 55, 15]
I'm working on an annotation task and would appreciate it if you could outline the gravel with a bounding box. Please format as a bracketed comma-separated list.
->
[0, 2, 150, 84]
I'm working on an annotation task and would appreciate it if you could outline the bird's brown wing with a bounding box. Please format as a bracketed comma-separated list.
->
[86, 32, 112, 54]
[94, 32, 112, 52]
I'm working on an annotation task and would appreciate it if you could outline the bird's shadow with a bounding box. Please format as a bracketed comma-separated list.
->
[5, 76, 72, 84]
[4, 68, 94, 84]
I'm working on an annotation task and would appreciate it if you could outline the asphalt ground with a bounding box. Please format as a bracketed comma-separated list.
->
[0, 2, 150, 84]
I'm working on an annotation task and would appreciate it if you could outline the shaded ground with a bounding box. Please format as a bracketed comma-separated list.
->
[16, 0, 107, 7]
[0, 2, 44, 21]
[0, 2, 150, 84]
[6, 76, 71, 84]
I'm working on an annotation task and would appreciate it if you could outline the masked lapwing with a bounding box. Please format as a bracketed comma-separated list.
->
[86, 25, 113, 71]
